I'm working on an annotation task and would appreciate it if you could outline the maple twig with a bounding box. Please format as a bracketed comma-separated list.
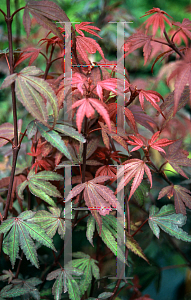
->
[163, 28, 184, 59]
[15, 251, 24, 279]
[0, 136, 14, 146]
[131, 218, 148, 237]
[73, 117, 88, 226]
[0, 0, 20, 254]
[145, 154, 173, 185]
[11, 6, 25, 18]
[170, 28, 181, 43]
[161, 263, 189, 270]
[18, 129, 27, 146]
[0, 9, 6, 17]
[44, 44, 55, 80]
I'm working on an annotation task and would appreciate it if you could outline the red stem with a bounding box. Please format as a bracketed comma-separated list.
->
[0, 0, 20, 254]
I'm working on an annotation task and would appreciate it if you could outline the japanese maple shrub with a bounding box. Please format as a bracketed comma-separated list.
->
[0, 1, 191, 300]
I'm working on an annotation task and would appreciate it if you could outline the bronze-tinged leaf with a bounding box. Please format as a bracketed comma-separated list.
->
[158, 185, 191, 215]
[13, 66, 58, 127]
[125, 232, 149, 263]
[65, 176, 122, 234]
[24, 0, 69, 40]
[129, 105, 157, 133]
[23, 7, 31, 38]
[161, 140, 191, 178]
[76, 36, 105, 65]
[167, 49, 191, 115]
[99, 121, 129, 152]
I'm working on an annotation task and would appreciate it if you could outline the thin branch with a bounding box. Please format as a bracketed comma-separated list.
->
[0, 9, 6, 17]
[0, 0, 20, 254]
[11, 6, 25, 18]
[163, 28, 184, 59]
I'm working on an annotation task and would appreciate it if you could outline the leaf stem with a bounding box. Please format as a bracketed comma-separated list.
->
[131, 218, 148, 237]
[44, 44, 55, 80]
[163, 28, 184, 59]
[11, 6, 25, 18]
[73, 117, 88, 225]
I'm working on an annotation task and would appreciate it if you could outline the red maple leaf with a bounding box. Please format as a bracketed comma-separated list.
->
[127, 131, 175, 153]
[172, 18, 191, 40]
[141, 7, 172, 36]
[138, 89, 165, 117]
[70, 72, 88, 95]
[76, 36, 105, 65]
[75, 22, 101, 38]
[114, 159, 152, 201]
[148, 131, 175, 153]
[128, 105, 157, 133]
[27, 139, 52, 173]
[95, 165, 117, 180]
[38, 27, 65, 53]
[96, 78, 130, 101]
[123, 32, 152, 65]
[167, 48, 191, 115]
[71, 97, 111, 133]
[168, 28, 188, 46]
[158, 185, 191, 215]
[14, 47, 42, 68]
[65, 176, 123, 234]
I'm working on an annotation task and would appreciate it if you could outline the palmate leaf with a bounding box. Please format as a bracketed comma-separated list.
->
[167, 49, 191, 115]
[67, 252, 100, 296]
[72, 97, 111, 133]
[0, 66, 58, 127]
[0, 278, 42, 299]
[0, 211, 56, 268]
[56, 138, 100, 167]
[54, 124, 86, 143]
[65, 176, 123, 234]
[47, 266, 83, 300]
[115, 159, 152, 201]
[37, 123, 72, 160]
[96, 216, 127, 264]
[86, 215, 127, 264]
[31, 207, 65, 239]
[158, 184, 191, 215]
[24, 0, 69, 41]
[148, 204, 191, 242]
[18, 170, 64, 207]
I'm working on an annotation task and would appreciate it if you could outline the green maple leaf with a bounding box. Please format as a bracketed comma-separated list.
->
[0, 210, 56, 268]
[46, 265, 83, 300]
[18, 169, 64, 207]
[148, 204, 191, 242]
[0, 278, 42, 299]
[31, 207, 65, 239]
[86, 215, 128, 264]
[67, 252, 100, 296]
